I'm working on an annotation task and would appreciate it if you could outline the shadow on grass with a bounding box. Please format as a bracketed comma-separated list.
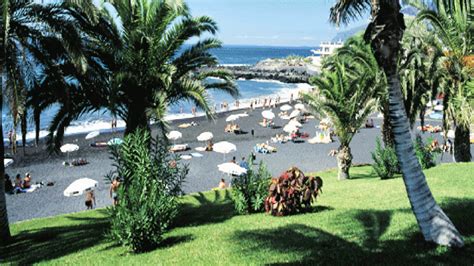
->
[174, 190, 235, 228]
[0, 211, 110, 264]
[232, 198, 474, 265]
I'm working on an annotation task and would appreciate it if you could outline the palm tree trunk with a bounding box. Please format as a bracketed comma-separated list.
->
[34, 108, 40, 147]
[454, 124, 471, 162]
[124, 102, 149, 135]
[21, 111, 27, 154]
[382, 101, 394, 147]
[0, 67, 11, 242]
[336, 144, 352, 180]
[367, 0, 463, 247]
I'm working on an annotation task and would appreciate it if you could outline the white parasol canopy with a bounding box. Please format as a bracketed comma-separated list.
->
[213, 141, 237, 160]
[283, 124, 298, 133]
[63, 178, 98, 197]
[262, 110, 275, 120]
[197, 132, 213, 142]
[226, 114, 240, 122]
[289, 110, 301, 119]
[280, 104, 292, 111]
[4, 158, 13, 168]
[441, 129, 455, 139]
[60, 143, 79, 153]
[294, 103, 305, 110]
[288, 119, 302, 128]
[218, 162, 247, 176]
[434, 105, 443, 111]
[85, 131, 100, 140]
[166, 130, 182, 140]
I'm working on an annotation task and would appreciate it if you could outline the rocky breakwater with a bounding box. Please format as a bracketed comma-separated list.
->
[213, 56, 320, 83]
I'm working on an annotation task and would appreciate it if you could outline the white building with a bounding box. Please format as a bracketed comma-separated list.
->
[311, 41, 344, 58]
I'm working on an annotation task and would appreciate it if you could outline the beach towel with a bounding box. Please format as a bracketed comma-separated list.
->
[191, 152, 203, 157]
[195, 147, 206, 152]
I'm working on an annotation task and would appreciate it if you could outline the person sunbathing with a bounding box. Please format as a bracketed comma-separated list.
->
[218, 179, 226, 189]
[205, 141, 213, 151]
[23, 173, 32, 189]
[365, 119, 374, 128]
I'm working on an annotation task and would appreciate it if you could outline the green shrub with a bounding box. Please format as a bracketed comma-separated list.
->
[371, 138, 400, 179]
[264, 167, 323, 216]
[231, 157, 271, 214]
[414, 135, 439, 169]
[107, 129, 187, 253]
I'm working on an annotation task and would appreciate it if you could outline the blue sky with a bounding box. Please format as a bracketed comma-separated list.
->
[186, 0, 369, 47]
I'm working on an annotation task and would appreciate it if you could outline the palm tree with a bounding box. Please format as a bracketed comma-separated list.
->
[415, 0, 473, 162]
[330, 0, 464, 246]
[42, 0, 238, 150]
[0, 0, 90, 242]
[304, 62, 378, 180]
[329, 35, 393, 147]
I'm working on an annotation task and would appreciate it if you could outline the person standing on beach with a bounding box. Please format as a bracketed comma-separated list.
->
[85, 190, 96, 210]
[191, 106, 197, 116]
[110, 177, 121, 206]
[290, 93, 294, 104]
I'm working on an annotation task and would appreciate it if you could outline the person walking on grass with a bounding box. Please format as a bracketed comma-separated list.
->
[85, 190, 96, 210]
[110, 177, 121, 206]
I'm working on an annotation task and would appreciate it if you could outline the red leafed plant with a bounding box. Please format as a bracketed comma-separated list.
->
[264, 167, 323, 216]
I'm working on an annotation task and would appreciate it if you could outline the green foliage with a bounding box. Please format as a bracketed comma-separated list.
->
[371, 138, 400, 179]
[265, 167, 323, 216]
[231, 158, 271, 214]
[413, 135, 439, 169]
[107, 129, 187, 253]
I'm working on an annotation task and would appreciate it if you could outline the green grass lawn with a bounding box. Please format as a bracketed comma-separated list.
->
[1, 163, 473, 265]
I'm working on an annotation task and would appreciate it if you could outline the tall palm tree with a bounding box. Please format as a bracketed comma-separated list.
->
[329, 35, 393, 147]
[304, 62, 378, 180]
[330, 0, 464, 246]
[414, 0, 473, 162]
[42, 0, 238, 150]
[0, 0, 90, 242]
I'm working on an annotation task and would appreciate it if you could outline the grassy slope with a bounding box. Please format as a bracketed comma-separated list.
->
[1, 163, 473, 265]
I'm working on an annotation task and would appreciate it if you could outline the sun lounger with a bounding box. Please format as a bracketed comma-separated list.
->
[170, 144, 189, 153]
[90, 142, 108, 147]
[195, 147, 206, 152]
[191, 152, 203, 157]
[180, 155, 192, 160]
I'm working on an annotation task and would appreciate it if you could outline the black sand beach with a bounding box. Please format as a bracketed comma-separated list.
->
[4, 104, 472, 223]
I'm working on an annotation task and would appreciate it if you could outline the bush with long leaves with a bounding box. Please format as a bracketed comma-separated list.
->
[231, 158, 271, 214]
[107, 129, 187, 253]
[265, 167, 323, 216]
[371, 138, 400, 180]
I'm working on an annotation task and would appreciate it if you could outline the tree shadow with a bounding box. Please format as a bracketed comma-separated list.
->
[232, 203, 474, 265]
[1, 215, 110, 264]
[354, 210, 392, 250]
[174, 190, 235, 228]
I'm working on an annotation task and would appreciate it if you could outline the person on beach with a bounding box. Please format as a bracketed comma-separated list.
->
[231, 156, 236, 164]
[12, 174, 25, 194]
[218, 178, 226, 189]
[85, 190, 96, 210]
[111, 118, 117, 131]
[23, 173, 32, 189]
[290, 93, 294, 104]
[239, 157, 249, 170]
[191, 106, 197, 116]
[8, 130, 13, 148]
[110, 177, 121, 206]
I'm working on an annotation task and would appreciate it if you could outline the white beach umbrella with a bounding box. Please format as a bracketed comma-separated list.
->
[294, 103, 305, 110]
[63, 178, 98, 197]
[283, 124, 298, 133]
[166, 130, 182, 140]
[4, 158, 13, 168]
[85, 131, 100, 140]
[60, 143, 79, 163]
[197, 132, 213, 142]
[280, 104, 292, 111]
[167, 130, 182, 145]
[288, 119, 302, 128]
[262, 110, 275, 120]
[213, 141, 237, 161]
[289, 110, 301, 119]
[218, 162, 247, 176]
[226, 114, 240, 122]
[441, 129, 455, 139]
[434, 105, 443, 111]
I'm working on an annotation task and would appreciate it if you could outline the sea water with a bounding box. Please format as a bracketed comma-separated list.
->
[2, 45, 315, 141]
